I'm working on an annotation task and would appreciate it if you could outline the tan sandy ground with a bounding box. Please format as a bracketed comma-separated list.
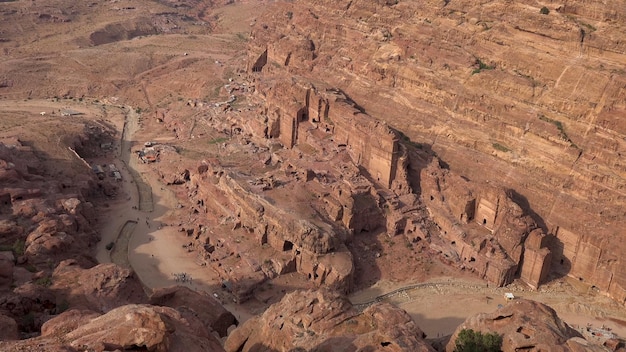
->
[350, 277, 626, 341]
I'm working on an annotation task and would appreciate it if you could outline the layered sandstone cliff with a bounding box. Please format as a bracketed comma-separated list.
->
[243, 0, 626, 302]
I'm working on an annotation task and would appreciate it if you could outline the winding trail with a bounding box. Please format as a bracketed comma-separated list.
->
[121, 108, 153, 212]
[110, 220, 137, 269]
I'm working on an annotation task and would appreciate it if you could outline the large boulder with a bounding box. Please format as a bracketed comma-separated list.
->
[1, 305, 225, 352]
[446, 299, 604, 351]
[149, 285, 237, 337]
[0, 314, 19, 340]
[51, 260, 147, 312]
[225, 288, 434, 352]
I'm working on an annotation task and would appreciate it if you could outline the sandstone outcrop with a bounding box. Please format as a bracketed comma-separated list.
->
[51, 260, 148, 313]
[1, 305, 225, 352]
[149, 285, 237, 337]
[0, 314, 19, 341]
[446, 299, 605, 352]
[225, 288, 434, 352]
[0, 142, 100, 272]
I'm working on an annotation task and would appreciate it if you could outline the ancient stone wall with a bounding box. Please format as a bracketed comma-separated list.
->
[262, 81, 400, 189]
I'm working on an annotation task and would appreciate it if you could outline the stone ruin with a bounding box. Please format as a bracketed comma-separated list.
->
[177, 68, 558, 302]
[258, 77, 552, 288]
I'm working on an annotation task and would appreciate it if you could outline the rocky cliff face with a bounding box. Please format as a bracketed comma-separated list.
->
[225, 288, 435, 352]
[243, 0, 626, 302]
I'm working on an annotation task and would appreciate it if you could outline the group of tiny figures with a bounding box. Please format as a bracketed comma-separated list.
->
[172, 272, 193, 283]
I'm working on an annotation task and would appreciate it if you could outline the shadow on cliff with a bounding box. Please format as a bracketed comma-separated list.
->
[545, 234, 571, 282]
[507, 189, 548, 232]
[506, 189, 573, 283]
[347, 228, 384, 291]
[400, 138, 439, 197]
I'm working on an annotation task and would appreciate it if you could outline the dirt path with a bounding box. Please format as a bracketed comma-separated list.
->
[350, 276, 626, 341]
[109, 220, 137, 269]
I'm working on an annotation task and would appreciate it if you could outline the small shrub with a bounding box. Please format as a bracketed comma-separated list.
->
[12, 239, 25, 256]
[540, 6, 550, 15]
[454, 329, 502, 352]
[492, 143, 510, 152]
[35, 276, 52, 287]
[472, 57, 495, 74]
[538, 114, 578, 148]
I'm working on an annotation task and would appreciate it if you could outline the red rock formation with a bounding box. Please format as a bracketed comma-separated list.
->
[0, 314, 19, 341]
[51, 260, 148, 313]
[188, 159, 355, 301]
[1, 305, 225, 352]
[149, 285, 237, 337]
[446, 299, 605, 352]
[224, 288, 434, 352]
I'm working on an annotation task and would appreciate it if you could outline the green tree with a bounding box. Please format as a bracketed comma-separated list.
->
[454, 329, 502, 352]
[540, 6, 550, 15]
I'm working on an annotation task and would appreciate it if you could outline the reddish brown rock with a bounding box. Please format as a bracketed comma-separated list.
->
[225, 288, 434, 352]
[40, 309, 100, 337]
[446, 299, 604, 352]
[0, 251, 15, 290]
[149, 285, 237, 337]
[51, 260, 147, 312]
[64, 305, 223, 352]
[0, 314, 19, 341]
[1, 304, 225, 352]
